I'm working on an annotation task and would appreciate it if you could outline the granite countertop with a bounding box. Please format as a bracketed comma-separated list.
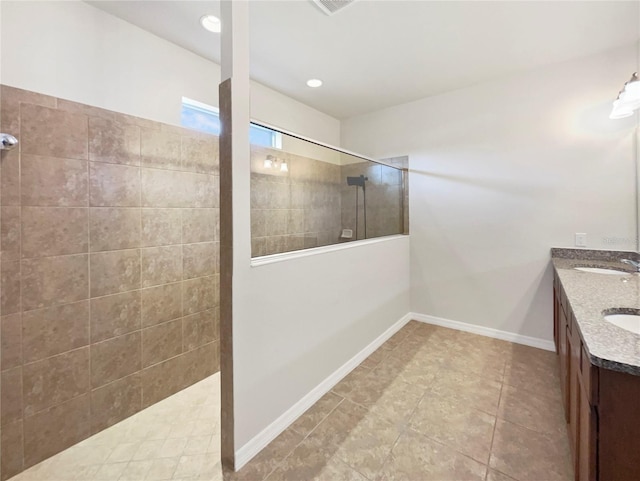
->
[551, 248, 640, 376]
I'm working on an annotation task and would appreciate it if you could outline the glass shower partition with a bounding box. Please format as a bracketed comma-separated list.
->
[249, 122, 407, 258]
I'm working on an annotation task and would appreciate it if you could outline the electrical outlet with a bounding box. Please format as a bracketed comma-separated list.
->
[575, 233, 587, 247]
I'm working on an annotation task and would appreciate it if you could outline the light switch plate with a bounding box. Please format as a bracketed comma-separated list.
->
[575, 233, 587, 247]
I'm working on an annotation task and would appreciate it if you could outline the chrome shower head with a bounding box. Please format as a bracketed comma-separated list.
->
[346, 175, 368, 187]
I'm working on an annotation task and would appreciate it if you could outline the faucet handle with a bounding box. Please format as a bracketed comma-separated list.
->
[621, 259, 640, 270]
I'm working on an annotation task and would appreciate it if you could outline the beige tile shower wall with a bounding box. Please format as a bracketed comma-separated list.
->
[0, 85, 220, 480]
[250, 146, 342, 257]
[340, 162, 404, 241]
[383, 156, 410, 235]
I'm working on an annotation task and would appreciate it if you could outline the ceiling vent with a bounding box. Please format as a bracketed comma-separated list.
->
[310, 0, 355, 16]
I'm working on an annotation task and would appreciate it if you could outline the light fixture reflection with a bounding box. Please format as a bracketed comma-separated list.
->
[264, 154, 288, 173]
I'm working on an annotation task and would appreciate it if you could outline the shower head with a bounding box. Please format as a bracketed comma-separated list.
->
[346, 175, 368, 187]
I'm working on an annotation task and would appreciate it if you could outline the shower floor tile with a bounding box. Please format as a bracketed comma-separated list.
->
[9, 374, 221, 481]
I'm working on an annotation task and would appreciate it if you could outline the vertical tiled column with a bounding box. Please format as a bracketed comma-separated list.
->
[220, 0, 251, 470]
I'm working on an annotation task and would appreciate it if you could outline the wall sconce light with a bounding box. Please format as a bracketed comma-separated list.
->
[263, 154, 288, 172]
[610, 72, 640, 119]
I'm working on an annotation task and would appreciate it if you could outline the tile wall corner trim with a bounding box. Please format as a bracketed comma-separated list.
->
[411, 312, 555, 352]
[233, 311, 413, 471]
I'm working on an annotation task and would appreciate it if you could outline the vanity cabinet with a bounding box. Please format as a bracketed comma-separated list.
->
[553, 271, 640, 481]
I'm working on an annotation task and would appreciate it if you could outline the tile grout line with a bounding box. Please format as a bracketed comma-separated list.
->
[87, 114, 94, 442]
[485, 363, 506, 481]
[265, 328, 420, 481]
[258, 396, 347, 481]
[18, 96, 26, 476]
[369, 358, 448, 480]
[138, 134, 143, 417]
[180, 210, 186, 358]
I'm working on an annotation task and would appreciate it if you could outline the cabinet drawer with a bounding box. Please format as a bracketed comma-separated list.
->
[580, 342, 598, 406]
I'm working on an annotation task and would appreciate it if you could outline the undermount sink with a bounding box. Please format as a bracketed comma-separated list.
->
[604, 311, 640, 334]
[574, 267, 629, 275]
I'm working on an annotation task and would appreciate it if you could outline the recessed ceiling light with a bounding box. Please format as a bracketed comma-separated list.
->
[200, 14, 221, 33]
[306, 79, 323, 88]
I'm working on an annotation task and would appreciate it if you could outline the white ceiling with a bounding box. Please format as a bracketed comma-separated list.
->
[89, 0, 640, 120]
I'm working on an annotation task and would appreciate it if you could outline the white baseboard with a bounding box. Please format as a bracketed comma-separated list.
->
[411, 312, 555, 352]
[234, 312, 413, 470]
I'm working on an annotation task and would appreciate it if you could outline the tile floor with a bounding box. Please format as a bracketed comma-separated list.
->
[227, 321, 572, 481]
[9, 321, 571, 481]
[9, 374, 222, 481]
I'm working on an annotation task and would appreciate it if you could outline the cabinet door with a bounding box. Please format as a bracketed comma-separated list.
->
[578, 378, 596, 481]
[569, 325, 580, 461]
[559, 316, 569, 421]
[553, 285, 560, 354]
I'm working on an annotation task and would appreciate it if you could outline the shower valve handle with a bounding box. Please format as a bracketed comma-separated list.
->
[0, 133, 18, 151]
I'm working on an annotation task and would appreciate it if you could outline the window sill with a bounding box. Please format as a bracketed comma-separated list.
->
[250, 234, 408, 267]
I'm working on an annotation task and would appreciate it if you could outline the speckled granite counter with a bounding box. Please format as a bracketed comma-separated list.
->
[552, 248, 640, 376]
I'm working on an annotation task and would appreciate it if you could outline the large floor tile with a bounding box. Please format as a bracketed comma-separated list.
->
[366, 378, 426, 428]
[307, 399, 369, 447]
[498, 384, 566, 437]
[377, 429, 487, 481]
[504, 344, 557, 372]
[490, 419, 573, 481]
[267, 457, 367, 481]
[339, 369, 405, 407]
[410, 391, 496, 464]
[289, 392, 344, 437]
[333, 410, 403, 479]
[486, 469, 518, 481]
[429, 367, 503, 415]
[360, 345, 392, 370]
[331, 365, 371, 398]
[261, 436, 336, 481]
[503, 360, 562, 404]
[227, 428, 303, 481]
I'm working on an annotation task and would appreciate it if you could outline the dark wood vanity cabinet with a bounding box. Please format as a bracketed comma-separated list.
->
[553, 272, 640, 481]
[554, 275, 597, 480]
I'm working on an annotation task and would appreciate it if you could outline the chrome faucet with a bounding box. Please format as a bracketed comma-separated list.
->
[621, 259, 640, 272]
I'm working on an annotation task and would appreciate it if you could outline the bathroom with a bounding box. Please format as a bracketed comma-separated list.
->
[1, 1, 640, 480]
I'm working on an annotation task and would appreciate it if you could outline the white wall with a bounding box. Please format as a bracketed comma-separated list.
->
[235, 239, 410, 448]
[342, 45, 638, 342]
[0, 0, 340, 145]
